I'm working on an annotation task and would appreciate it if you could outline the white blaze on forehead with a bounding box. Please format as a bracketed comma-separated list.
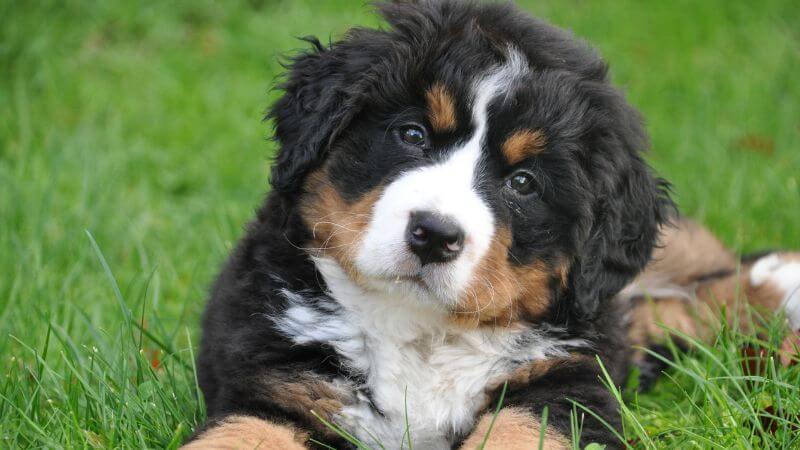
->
[354, 48, 528, 302]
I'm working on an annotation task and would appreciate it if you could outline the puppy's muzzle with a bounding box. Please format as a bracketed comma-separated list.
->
[406, 211, 465, 265]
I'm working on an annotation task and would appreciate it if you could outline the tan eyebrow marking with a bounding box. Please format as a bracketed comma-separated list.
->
[502, 129, 547, 165]
[425, 83, 457, 132]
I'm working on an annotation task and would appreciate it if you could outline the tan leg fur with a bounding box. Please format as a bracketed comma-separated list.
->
[182, 416, 308, 450]
[459, 408, 570, 450]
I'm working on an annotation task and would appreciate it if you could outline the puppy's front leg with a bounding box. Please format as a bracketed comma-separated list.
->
[459, 407, 569, 450]
[182, 415, 308, 450]
[461, 356, 623, 450]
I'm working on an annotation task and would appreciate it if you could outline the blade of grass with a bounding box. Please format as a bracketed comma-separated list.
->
[538, 405, 549, 450]
[402, 385, 413, 450]
[478, 381, 508, 450]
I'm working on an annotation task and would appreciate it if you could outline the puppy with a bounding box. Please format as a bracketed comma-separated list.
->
[185, 1, 800, 448]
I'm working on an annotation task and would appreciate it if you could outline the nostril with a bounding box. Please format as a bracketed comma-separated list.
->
[444, 239, 462, 253]
[411, 226, 428, 241]
[406, 211, 465, 265]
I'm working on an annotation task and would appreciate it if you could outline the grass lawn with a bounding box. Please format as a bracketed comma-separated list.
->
[2, 0, 799, 448]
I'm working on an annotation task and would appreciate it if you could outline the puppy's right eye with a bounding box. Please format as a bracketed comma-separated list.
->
[506, 171, 538, 196]
[398, 125, 428, 147]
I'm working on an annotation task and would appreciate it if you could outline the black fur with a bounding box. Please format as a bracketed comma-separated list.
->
[195, 1, 673, 448]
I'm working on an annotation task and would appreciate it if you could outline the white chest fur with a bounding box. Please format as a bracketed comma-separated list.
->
[274, 258, 584, 449]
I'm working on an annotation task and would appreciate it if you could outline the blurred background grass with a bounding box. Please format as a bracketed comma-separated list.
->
[1, 0, 799, 448]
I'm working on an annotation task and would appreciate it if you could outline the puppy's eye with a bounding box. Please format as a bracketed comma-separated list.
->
[507, 171, 537, 195]
[398, 125, 427, 147]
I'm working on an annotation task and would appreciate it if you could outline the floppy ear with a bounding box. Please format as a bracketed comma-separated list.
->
[568, 94, 673, 319]
[267, 37, 368, 194]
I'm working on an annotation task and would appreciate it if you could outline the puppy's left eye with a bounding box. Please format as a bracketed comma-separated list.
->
[398, 125, 428, 147]
[507, 171, 537, 195]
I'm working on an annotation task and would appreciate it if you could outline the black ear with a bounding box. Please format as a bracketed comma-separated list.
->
[568, 92, 674, 319]
[267, 37, 368, 194]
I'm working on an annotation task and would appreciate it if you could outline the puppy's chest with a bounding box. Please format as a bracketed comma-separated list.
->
[276, 287, 580, 449]
[338, 323, 514, 448]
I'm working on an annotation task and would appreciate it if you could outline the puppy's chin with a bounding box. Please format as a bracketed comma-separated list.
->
[328, 249, 468, 309]
[359, 276, 447, 308]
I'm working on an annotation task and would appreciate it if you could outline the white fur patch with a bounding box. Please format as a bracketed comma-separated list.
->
[750, 254, 800, 328]
[271, 257, 586, 449]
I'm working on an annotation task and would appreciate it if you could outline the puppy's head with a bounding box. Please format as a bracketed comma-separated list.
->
[269, 0, 671, 324]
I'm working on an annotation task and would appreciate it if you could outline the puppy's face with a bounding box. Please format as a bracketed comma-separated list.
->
[274, 1, 668, 324]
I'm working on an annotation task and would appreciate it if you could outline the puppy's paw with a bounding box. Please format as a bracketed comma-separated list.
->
[750, 253, 800, 328]
[459, 408, 569, 450]
[182, 416, 309, 450]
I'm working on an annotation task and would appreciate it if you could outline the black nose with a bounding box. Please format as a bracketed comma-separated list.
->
[406, 211, 465, 265]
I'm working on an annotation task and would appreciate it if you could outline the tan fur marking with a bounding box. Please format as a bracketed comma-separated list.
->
[633, 218, 736, 291]
[269, 379, 346, 426]
[555, 260, 570, 291]
[502, 354, 592, 388]
[182, 416, 308, 450]
[453, 228, 553, 326]
[628, 243, 798, 358]
[459, 408, 570, 450]
[300, 170, 382, 283]
[502, 129, 547, 165]
[698, 267, 787, 330]
[627, 297, 705, 350]
[626, 219, 768, 353]
[628, 268, 794, 364]
[426, 83, 457, 132]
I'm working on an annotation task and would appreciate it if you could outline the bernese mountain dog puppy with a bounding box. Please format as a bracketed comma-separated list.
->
[185, 1, 800, 449]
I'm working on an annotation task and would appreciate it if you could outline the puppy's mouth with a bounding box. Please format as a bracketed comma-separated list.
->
[388, 270, 447, 292]
[356, 257, 469, 306]
[390, 273, 425, 286]
[388, 273, 444, 300]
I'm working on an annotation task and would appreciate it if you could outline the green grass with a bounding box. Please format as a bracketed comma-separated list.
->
[1, 0, 799, 448]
